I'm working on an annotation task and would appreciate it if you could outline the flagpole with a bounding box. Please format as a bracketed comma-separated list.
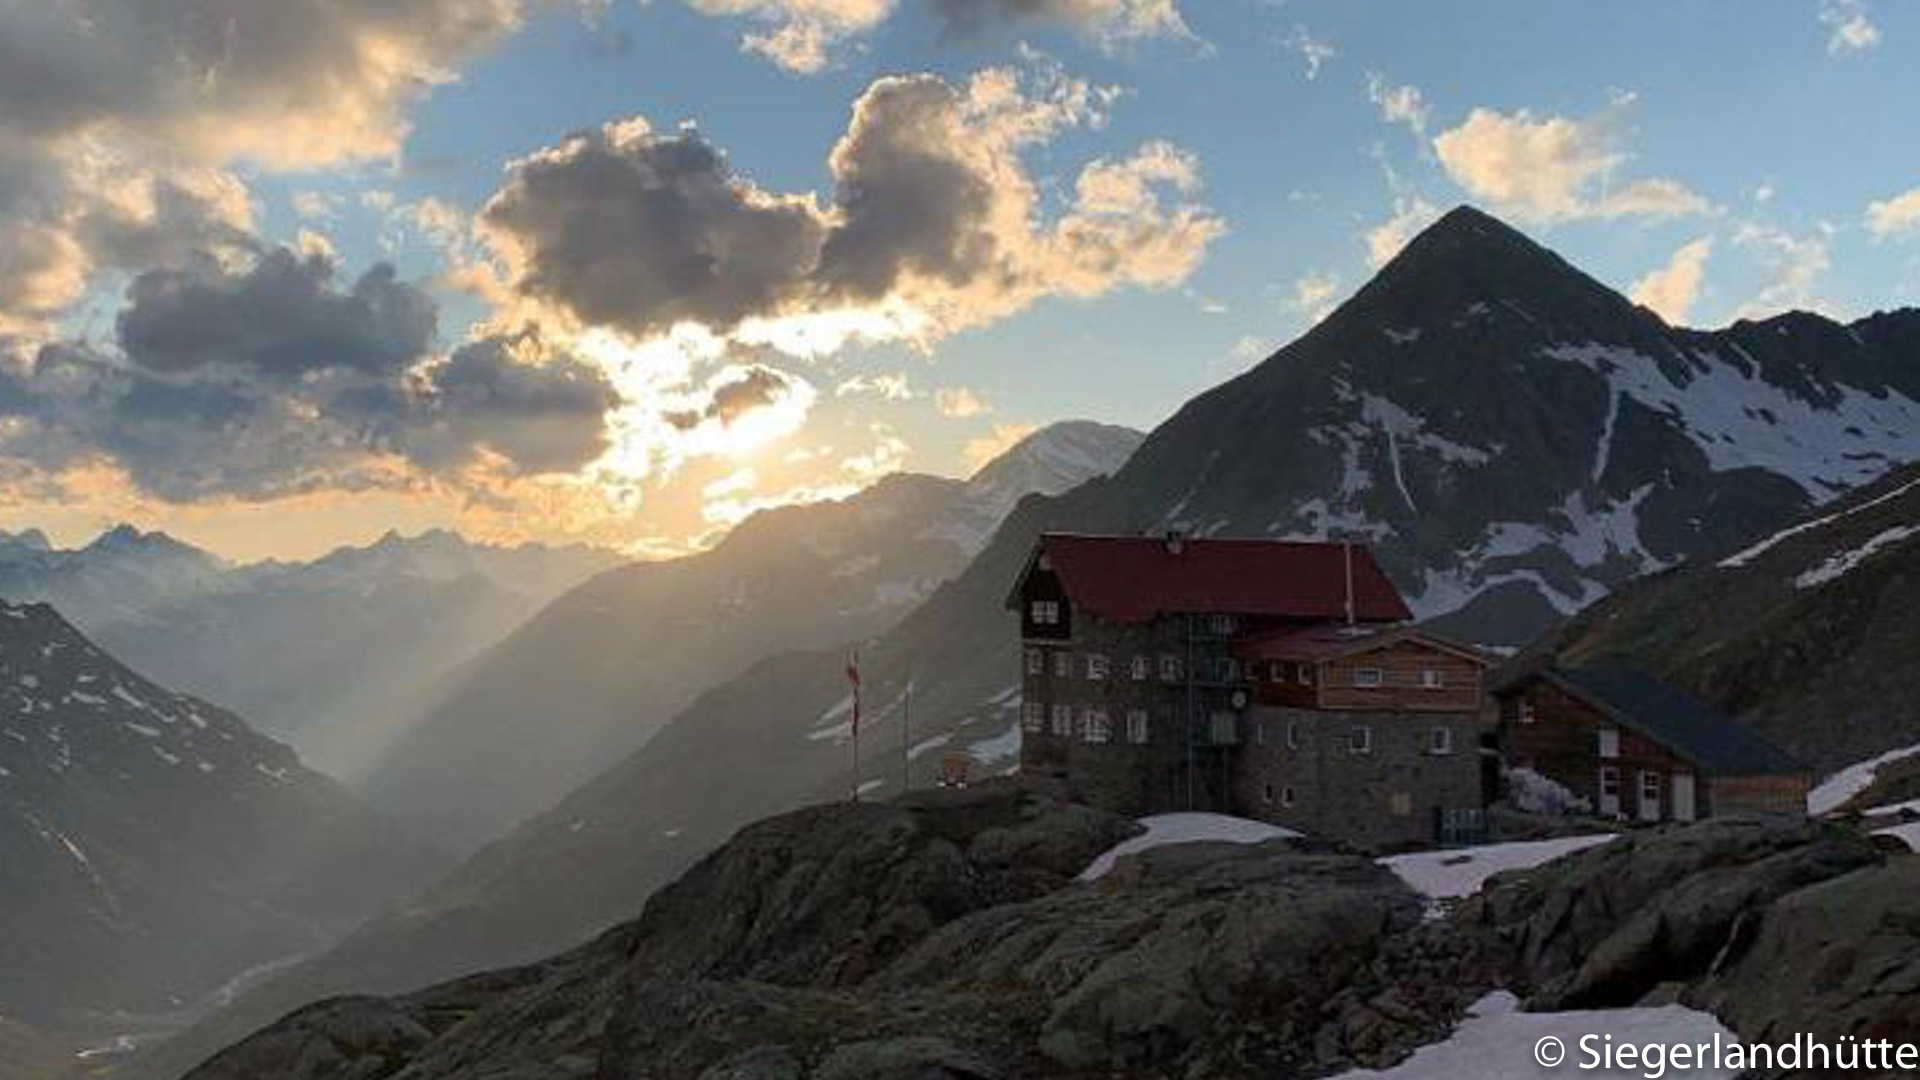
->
[847, 651, 862, 802]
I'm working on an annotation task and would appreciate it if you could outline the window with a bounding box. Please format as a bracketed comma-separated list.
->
[1641, 771, 1662, 803]
[1419, 668, 1444, 689]
[1348, 725, 1373, 754]
[1262, 782, 1275, 805]
[1050, 704, 1073, 737]
[1125, 709, 1150, 745]
[1268, 661, 1286, 683]
[1389, 791, 1413, 817]
[1599, 765, 1622, 804]
[1025, 648, 1043, 676]
[1281, 786, 1297, 808]
[1216, 657, 1239, 682]
[1253, 720, 1267, 747]
[1296, 663, 1315, 686]
[1030, 600, 1061, 626]
[1597, 726, 1621, 759]
[1208, 613, 1237, 636]
[1209, 711, 1238, 745]
[1286, 721, 1301, 749]
[1021, 702, 1044, 733]
[1085, 653, 1109, 681]
[1517, 698, 1538, 724]
[1130, 655, 1149, 681]
[1354, 667, 1385, 689]
[1054, 651, 1072, 678]
[1159, 654, 1183, 682]
[1429, 726, 1454, 755]
[1082, 708, 1111, 744]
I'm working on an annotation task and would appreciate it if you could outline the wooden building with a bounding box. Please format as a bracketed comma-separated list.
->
[1009, 532, 1493, 848]
[1495, 665, 1809, 822]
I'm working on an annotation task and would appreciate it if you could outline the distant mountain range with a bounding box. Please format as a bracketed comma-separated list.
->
[1538, 460, 1920, 772]
[128, 206, 1920, 1079]
[359, 420, 1145, 849]
[0, 599, 446, 1035]
[0, 527, 623, 774]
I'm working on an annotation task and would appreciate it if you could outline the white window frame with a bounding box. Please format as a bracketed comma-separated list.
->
[1050, 704, 1073, 737]
[1598, 726, 1621, 760]
[1085, 653, 1109, 681]
[1054, 651, 1072, 678]
[1030, 600, 1060, 626]
[1159, 654, 1182, 682]
[1026, 648, 1043, 676]
[1021, 702, 1044, 732]
[1209, 711, 1238, 745]
[1419, 668, 1444, 690]
[1130, 655, 1149, 681]
[1286, 721, 1300, 749]
[1125, 709, 1150, 745]
[1429, 726, 1453, 755]
[1517, 698, 1538, 724]
[1082, 708, 1111, 744]
[1209, 613, 1236, 636]
[1253, 720, 1267, 747]
[1353, 667, 1385, 689]
[1349, 725, 1373, 754]
[1296, 663, 1314, 686]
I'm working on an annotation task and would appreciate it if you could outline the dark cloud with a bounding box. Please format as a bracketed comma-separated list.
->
[480, 121, 828, 338]
[116, 248, 437, 379]
[664, 366, 791, 430]
[477, 69, 1219, 345]
[1, 265, 619, 501]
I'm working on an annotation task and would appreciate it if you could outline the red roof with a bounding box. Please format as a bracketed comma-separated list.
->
[1015, 533, 1412, 625]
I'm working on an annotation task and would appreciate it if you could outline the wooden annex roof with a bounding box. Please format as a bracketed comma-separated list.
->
[1501, 665, 1806, 777]
[1008, 533, 1413, 625]
[1237, 624, 1493, 666]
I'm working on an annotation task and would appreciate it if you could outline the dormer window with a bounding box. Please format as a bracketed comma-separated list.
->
[1208, 614, 1236, 636]
[1030, 600, 1061, 626]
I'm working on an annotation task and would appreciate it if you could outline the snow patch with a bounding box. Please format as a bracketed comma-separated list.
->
[1381, 835, 1618, 901]
[1722, 473, 1920, 568]
[1808, 742, 1920, 815]
[1079, 813, 1300, 881]
[1330, 991, 1740, 1079]
[1793, 525, 1918, 589]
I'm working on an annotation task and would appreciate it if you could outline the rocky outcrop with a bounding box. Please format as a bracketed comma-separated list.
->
[1461, 817, 1884, 1010]
[177, 800, 1917, 1080]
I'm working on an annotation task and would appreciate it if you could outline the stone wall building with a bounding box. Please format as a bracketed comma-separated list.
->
[1010, 532, 1493, 849]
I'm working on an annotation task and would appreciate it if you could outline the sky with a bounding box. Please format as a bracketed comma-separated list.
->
[1, 0, 1917, 562]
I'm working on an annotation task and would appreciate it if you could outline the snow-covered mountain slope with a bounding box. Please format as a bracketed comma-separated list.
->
[1539, 460, 1920, 772]
[358, 421, 1141, 850]
[0, 528, 621, 772]
[0, 600, 445, 1030]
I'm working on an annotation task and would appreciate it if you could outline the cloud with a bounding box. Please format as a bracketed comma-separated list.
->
[688, 0, 1194, 73]
[1288, 271, 1341, 324]
[0, 245, 620, 501]
[933, 385, 989, 417]
[1365, 73, 1428, 136]
[478, 63, 1222, 350]
[1432, 104, 1710, 225]
[1819, 0, 1881, 54]
[663, 365, 793, 429]
[962, 422, 1038, 472]
[115, 249, 436, 379]
[0, 0, 525, 330]
[1279, 25, 1335, 80]
[835, 372, 914, 399]
[1365, 193, 1441, 268]
[1865, 187, 1920, 238]
[1628, 236, 1713, 325]
[1731, 222, 1832, 319]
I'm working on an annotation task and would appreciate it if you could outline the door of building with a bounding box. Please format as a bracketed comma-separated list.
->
[1598, 766, 1621, 817]
[1672, 771, 1697, 822]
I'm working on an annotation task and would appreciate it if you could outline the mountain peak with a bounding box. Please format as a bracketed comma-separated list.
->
[1326, 203, 1645, 340]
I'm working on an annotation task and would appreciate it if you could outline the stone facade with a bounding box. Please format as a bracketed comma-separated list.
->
[1232, 706, 1485, 851]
